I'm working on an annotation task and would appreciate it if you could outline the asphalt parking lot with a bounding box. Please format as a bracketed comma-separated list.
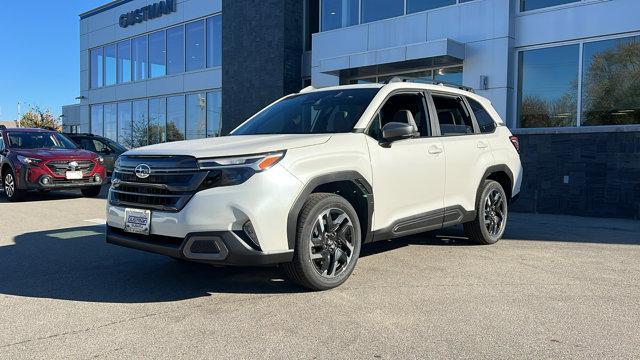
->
[0, 186, 639, 359]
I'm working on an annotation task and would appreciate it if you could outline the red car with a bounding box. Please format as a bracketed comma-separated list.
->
[0, 126, 107, 201]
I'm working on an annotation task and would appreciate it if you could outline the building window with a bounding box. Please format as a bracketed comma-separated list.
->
[117, 40, 132, 84]
[345, 66, 461, 85]
[520, 0, 580, 12]
[581, 36, 640, 126]
[167, 26, 184, 75]
[132, 100, 149, 147]
[321, 0, 359, 31]
[517, 45, 579, 128]
[104, 104, 118, 141]
[361, 0, 404, 24]
[186, 93, 207, 139]
[90, 48, 103, 88]
[186, 20, 205, 72]
[167, 95, 186, 142]
[407, 0, 456, 14]
[149, 31, 166, 78]
[206, 16, 222, 68]
[132, 36, 148, 81]
[104, 44, 117, 86]
[149, 98, 167, 144]
[434, 66, 463, 86]
[118, 102, 132, 147]
[90, 105, 103, 136]
[207, 91, 222, 137]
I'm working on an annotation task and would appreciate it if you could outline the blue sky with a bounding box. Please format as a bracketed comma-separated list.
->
[0, 0, 106, 121]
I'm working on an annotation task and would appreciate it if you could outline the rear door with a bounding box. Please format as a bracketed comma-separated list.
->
[426, 92, 495, 222]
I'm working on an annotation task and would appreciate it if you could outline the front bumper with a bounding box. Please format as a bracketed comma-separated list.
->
[106, 226, 293, 265]
[16, 162, 106, 190]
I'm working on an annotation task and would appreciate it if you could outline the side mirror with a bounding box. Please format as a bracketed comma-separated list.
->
[382, 122, 417, 143]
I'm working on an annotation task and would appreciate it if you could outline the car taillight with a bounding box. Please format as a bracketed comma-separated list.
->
[509, 136, 520, 153]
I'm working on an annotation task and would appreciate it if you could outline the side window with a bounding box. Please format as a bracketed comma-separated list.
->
[432, 94, 475, 135]
[0, 135, 5, 151]
[367, 93, 430, 140]
[467, 97, 496, 133]
[93, 139, 110, 153]
[79, 138, 97, 152]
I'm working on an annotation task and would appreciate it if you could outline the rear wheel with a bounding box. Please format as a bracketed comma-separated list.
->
[464, 180, 508, 245]
[81, 186, 102, 198]
[283, 193, 361, 291]
[2, 169, 25, 201]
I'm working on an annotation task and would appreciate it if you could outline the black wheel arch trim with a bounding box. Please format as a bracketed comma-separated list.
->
[475, 165, 514, 210]
[286, 171, 374, 250]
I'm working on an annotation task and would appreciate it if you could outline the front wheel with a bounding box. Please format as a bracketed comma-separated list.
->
[464, 180, 508, 245]
[81, 186, 102, 198]
[3, 169, 25, 201]
[283, 193, 361, 291]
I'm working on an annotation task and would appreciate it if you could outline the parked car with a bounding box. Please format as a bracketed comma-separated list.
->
[65, 133, 126, 174]
[0, 126, 106, 201]
[105, 81, 523, 290]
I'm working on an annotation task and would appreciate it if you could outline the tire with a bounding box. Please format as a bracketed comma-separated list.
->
[2, 168, 25, 201]
[81, 186, 102, 198]
[464, 180, 508, 245]
[283, 193, 362, 291]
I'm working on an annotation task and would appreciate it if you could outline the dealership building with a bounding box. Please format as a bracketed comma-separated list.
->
[62, 0, 640, 219]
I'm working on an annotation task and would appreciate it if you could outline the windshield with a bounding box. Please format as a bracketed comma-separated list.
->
[232, 88, 379, 135]
[7, 131, 78, 150]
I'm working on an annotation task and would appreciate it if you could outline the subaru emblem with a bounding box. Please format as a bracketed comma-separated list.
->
[135, 164, 151, 179]
[68, 161, 79, 171]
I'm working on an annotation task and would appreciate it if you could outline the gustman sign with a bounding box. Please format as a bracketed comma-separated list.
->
[119, 0, 177, 28]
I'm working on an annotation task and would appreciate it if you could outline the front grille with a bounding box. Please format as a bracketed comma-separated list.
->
[46, 160, 95, 176]
[109, 156, 206, 212]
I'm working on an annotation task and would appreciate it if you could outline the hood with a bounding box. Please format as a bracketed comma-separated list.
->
[124, 134, 332, 158]
[12, 148, 98, 160]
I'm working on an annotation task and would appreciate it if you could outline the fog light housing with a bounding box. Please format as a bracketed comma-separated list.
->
[94, 174, 102, 183]
[40, 176, 52, 186]
[241, 221, 261, 250]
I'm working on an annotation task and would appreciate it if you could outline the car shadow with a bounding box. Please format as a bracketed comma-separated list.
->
[0, 184, 109, 203]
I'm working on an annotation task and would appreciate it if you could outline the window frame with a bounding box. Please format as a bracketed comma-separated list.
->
[363, 89, 434, 142]
[517, 0, 598, 15]
[514, 31, 640, 129]
[426, 90, 480, 137]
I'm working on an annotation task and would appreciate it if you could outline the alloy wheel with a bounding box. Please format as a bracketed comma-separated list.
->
[308, 208, 355, 278]
[4, 173, 15, 198]
[484, 188, 506, 236]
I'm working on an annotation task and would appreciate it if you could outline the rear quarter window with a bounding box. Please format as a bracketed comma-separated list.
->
[467, 97, 496, 133]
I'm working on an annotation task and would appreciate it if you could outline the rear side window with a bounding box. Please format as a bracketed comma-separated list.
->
[432, 94, 475, 135]
[79, 138, 97, 152]
[467, 97, 496, 133]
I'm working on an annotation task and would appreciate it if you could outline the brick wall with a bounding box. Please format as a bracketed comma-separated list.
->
[511, 130, 640, 220]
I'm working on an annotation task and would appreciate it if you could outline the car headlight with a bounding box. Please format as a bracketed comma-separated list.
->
[197, 151, 285, 189]
[96, 156, 104, 164]
[197, 151, 285, 171]
[17, 155, 43, 164]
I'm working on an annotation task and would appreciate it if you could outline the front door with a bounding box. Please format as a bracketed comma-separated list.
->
[365, 92, 446, 237]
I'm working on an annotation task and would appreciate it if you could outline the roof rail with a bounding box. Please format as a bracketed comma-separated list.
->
[299, 85, 316, 93]
[384, 76, 475, 93]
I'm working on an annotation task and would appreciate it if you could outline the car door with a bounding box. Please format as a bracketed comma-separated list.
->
[92, 139, 118, 172]
[365, 91, 446, 237]
[427, 92, 495, 222]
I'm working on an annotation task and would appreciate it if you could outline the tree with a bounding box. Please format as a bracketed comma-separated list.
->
[17, 107, 61, 130]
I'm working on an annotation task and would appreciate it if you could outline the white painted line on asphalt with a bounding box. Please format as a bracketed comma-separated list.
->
[84, 218, 107, 225]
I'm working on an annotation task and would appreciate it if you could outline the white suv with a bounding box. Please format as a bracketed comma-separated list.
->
[106, 81, 522, 290]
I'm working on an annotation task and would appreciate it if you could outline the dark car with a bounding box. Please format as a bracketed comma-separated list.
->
[0, 126, 107, 201]
[64, 133, 126, 174]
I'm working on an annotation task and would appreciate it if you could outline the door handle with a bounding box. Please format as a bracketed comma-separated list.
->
[428, 145, 443, 154]
[477, 141, 489, 149]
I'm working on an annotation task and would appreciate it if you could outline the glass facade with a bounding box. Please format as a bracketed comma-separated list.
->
[520, 0, 580, 12]
[167, 95, 186, 142]
[186, 20, 206, 72]
[321, 0, 477, 31]
[186, 93, 207, 139]
[90, 14, 221, 87]
[149, 31, 166, 78]
[117, 102, 132, 147]
[149, 98, 167, 144]
[207, 91, 222, 137]
[518, 35, 640, 128]
[90, 105, 103, 136]
[581, 36, 640, 126]
[346, 66, 463, 85]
